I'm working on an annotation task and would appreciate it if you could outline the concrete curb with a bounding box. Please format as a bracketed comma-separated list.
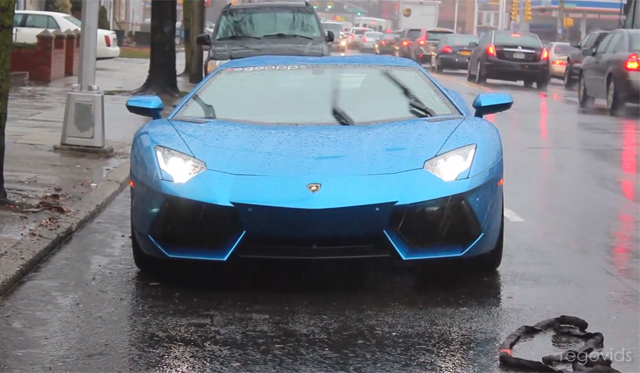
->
[0, 161, 131, 297]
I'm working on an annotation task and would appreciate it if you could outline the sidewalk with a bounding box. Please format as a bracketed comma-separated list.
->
[0, 56, 195, 296]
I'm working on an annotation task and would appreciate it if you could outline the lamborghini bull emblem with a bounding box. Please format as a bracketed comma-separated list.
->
[403, 8, 412, 17]
[307, 183, 321, 193]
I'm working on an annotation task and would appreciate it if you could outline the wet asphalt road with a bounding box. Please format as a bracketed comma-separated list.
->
[0, 61, 639, 372]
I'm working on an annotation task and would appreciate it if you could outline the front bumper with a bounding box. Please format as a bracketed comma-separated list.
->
[131, 164, 504, 262]
[550, 64, 566, 77]
[484, 58, 549, 80]
[97, 46, 120, 59]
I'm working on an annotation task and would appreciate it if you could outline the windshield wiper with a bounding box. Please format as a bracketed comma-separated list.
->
[331, 74, 354, 126]
[217, 35, 262, 41]
[192, 93, 216, 119]
[263, 33, 313, 40]
[381, 70, 436, 118]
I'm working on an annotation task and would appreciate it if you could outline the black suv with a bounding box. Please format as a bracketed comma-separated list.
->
[197, 1, 333, 75]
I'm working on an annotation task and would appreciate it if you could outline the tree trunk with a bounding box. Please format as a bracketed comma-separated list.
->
[189, 0, 204, 84]
[0, 0, 16, 202]
[179, 0, 192, 76]
[135, 0, 179, 97]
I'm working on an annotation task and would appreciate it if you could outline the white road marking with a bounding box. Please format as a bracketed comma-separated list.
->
[504, 208, 525, 222]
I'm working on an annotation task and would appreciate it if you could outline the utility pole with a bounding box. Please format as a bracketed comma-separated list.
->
[498, 0, 505, 30]
[454, 0, 459, 32]
[58, 0, 110, 153]
[558, 0, 566, 41]
[473, 0, 478, 36]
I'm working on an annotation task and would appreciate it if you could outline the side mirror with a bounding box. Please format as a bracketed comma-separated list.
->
[126, 95, 164, 119]
[196, 33, 211, 46]
[583, 47, 595, 56]
[472, 93, 513, 118]
[326, 30, 334, 42]
[468, 41, 478, 47]
[572, 43, 580, 48]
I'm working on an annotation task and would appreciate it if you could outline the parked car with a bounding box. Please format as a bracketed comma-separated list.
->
[396, 28, 426, 58]
[468, 30, 550, 90]
[578, 29, 640, 116]
[564, 30, 610, 88]
[197, 1, 332, 75]
[322, 21, 343, 52]
[13, 10, 120, 60]
[346, 27, 372, 49]
[375, 33, 400, 55]
[430, 34, 478, 73]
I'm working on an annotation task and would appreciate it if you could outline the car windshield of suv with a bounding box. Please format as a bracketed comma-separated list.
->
[322, 22, 342, 34]
[553, 44, 575, 54]
[175, 65, 460, 124]
[215, 7, 322, 40]
[494, 33, 541, 47]
[445, 35, 478, 46]
[406, 29, 423, 39]
[426, 31, 453, 41]
[353, 28, 368, 35]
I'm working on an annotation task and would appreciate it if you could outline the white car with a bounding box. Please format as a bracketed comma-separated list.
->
[13, 10, 120, 60]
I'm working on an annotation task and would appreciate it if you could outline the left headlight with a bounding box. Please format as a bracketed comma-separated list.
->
[155, 146, 206, 183]
[423, 144, 476, 182]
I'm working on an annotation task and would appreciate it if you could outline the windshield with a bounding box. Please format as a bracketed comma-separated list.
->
[364, 32, 382, 39]
[322, 23, 342, 33]
[175, 65, 459, 124]
[382, 34, 397, 40]
[64, 15, 81, 28]
[406, 29, 423, 40]
[426, 31, 453, 41]
[215, 7, 321, 39]
[444, 35, 478, 46]
[353, 29, 368, 35]
[494, 33, 541, 47]
[631, 34, 640, 51]
[553, 44, 575, 54]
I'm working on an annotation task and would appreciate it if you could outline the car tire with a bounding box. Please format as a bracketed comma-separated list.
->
[469, 203, 504, 273]
[578, 72, 594, 111]
[564, 63, 574, 89]
[436, 58, 443, 73]
[467, 60, 474, 81]
[536, 77, 548, 91]
[523, 79, 534, 88]
[131, 227, 165, 274]
[606, 77, 626, 117]
[475, 62, 486, 84]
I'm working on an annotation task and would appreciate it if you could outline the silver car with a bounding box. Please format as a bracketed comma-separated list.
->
[546, 42, 578, 80]
[347, 27, 372, 49]
[360, 31, 383, 53]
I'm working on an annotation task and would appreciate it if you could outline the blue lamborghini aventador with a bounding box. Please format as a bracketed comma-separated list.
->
[126, 55, 513, 274]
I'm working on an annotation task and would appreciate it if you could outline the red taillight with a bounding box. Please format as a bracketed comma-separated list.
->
[349, 35, 354, 39]
[381, 40, 387, 45]
[552, 59, 567, 66]
[541, 48, 549, 60]
[487, 43, 496, 56]
[402, 40, 411, 46]
[441, 46, 452, 53]
[104, 35, 111, 47]
[625, 53, 639, 71]
[362, 37, 367, 42]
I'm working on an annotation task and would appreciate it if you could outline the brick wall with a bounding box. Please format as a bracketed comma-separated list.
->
[11, 30, 81, 83]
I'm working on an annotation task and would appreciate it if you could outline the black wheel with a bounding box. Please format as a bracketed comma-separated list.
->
[578, 72, 594, 110]
[467, 60, 474, 81]
[523, 79, 534, 88]
[564, 63, 575, 89]
[536, 77, 548, 91]
[469, 204, 504, 272]
[131, 228, 166, 274]
[436, 58, 443, 73]
[475, 61, 486, 84]
[606, 77, 626, 117]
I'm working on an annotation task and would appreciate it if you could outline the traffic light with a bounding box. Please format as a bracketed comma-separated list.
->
[524, 0, 532, 21]
[510, 0, 518, 22]
[357, 12, 361, 16]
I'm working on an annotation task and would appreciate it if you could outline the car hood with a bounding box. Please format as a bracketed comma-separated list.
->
[210, 39, 326, 59]
[168, 117, 466, 176]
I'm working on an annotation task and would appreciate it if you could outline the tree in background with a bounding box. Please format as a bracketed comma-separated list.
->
[44, 0, 72, 14]
[0, 0, 16, 202]
[181, 0, 192, 76]
[135, 0, 179, 96]
[98, 6, 110, 30]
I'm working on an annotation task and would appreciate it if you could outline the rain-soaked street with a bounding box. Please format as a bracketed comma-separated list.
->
[0, 69, 638, 372]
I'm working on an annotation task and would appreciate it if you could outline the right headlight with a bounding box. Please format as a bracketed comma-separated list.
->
[155, 146, 206, 183]
[423, 144, 476, 182]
